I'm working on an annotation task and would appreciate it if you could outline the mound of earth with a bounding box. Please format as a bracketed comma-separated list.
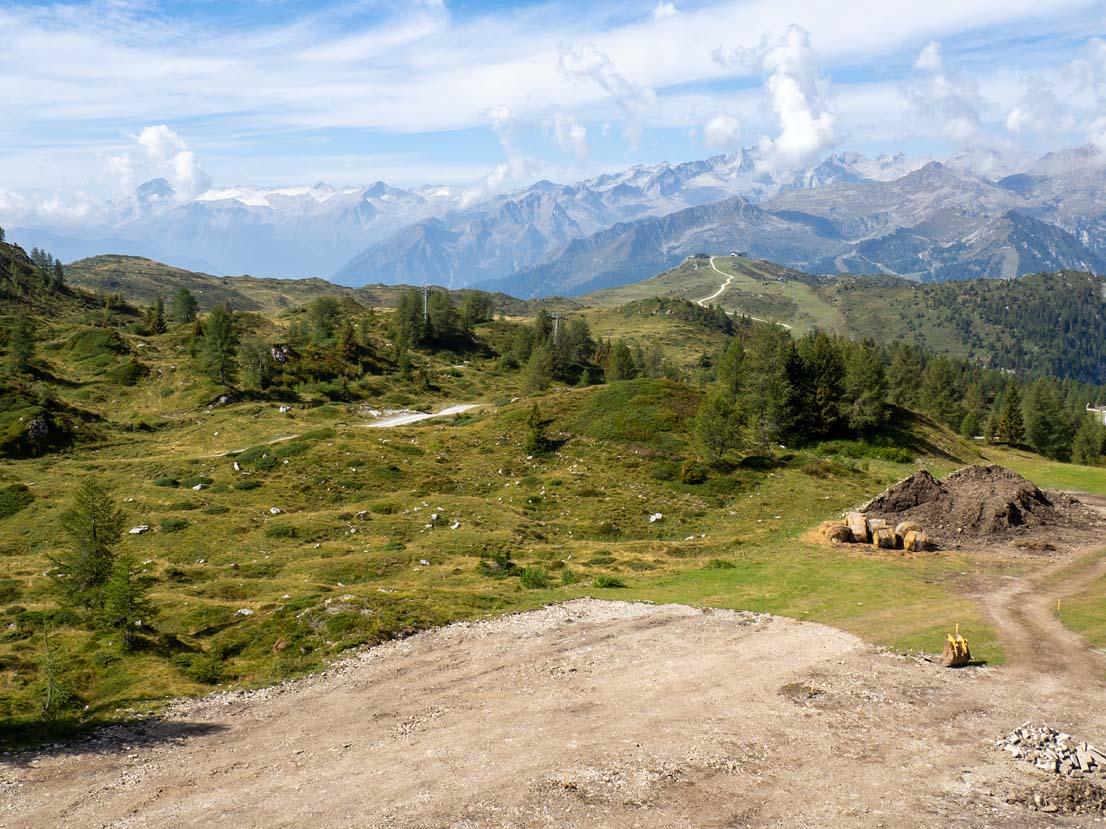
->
[860, 464, 1096, 545]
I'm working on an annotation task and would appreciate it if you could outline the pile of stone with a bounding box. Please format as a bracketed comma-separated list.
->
[996, 724, 1106, 778]
[822, 512, 929, 552]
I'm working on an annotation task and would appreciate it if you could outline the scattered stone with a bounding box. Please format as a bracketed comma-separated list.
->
[192, 483, 206, 491]
[419, 559, 431, 566]
[234, 608, 255, 617]
[233, 461, 241, 472]
[269, 507, 283, 515]
[997, 725, 1106, 783]
[128, 525, 150, 535]
[648, 512, 663, 523]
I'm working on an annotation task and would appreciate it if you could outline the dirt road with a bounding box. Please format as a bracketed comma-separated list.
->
[6, 592, 1106, 828]
[700, 257, 793, 330]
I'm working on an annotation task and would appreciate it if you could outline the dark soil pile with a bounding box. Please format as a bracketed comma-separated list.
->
[1006, 778, 1106, 816]
[860, 464, 1096, 546]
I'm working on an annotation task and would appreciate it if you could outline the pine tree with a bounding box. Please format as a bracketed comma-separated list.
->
[919, 357, 963, 428]
[200, 305, 238, 387]
[37, 624, 74, 719]
[886, 343, 924, 408]
[6, 317, 35, 374]
[1072, 415, 1106, 466]
[171, 287, 198, 324]
[715, 336, 745, 395]
[392, 289, 425, 348]
[1022, 379, 1073, 460]
[307, 296, 341, 343]
[427, 291, 458, 341]
[695, 389, 743, 460]
[740, 326, 799, 448]
[606, 340, 637, 382]
[842, 340, 888, 436]
[238, 339, 274, 390]
[50, 479, 125, 613]
[147, 296, 166, 334]
[336, 319, 358, 364]
[796, 330, 845, 439]
[0, 226, 6, 243]
[523, 403, 550, 455]
[51, 259, 65, 292]
[997, 381, 1026, 446]
[102, 554, 154, 650]
[524, 343, 554, 392]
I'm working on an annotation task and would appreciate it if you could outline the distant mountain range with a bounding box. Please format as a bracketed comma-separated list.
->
[7, 146, 1106, 295]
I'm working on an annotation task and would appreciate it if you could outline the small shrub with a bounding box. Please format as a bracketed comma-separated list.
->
[594, 521, 620, 539]
[649, 461, 678, 481]
[587, 554, 615, 565]
[105, 359, 149, 386]
[519, 566, 550, 589]
[181, 476, 214, 489]
[169, 500, 201, 511]
[153, 477, 180, 488]
[0, 484, 33, 519]
[234, 479, 262, 491]
[160, 517, 190, 533]
[478, 551, 517, 578]
[560, 568, 581, 585]
[0, 579, 22, 603]
[593, 575, 626, 588]
[265, 525, 298, 539]
[704, 559, 737, 570]
[201, 504, 230, 515]
[679, 459, 708, 484]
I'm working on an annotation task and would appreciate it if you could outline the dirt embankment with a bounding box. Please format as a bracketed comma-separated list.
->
[861, 465, 1103, 548]
[5, 597, 1106, 829]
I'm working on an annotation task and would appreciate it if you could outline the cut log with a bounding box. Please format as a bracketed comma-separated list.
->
[845, 512, 869, 543]
[872, 527, 896, 549]
[867, 518, 890, 531]
[823, 523, 853, 544]
[903, 530, 929, 552]
[894, 520, 922, 537]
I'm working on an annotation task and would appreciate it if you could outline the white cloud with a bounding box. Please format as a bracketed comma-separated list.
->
[1005, 77, 1074, 134]
[754, 26, 837, 172]
[1090, 117, 1106, 153]
[461, 106, 534, 207]
[702, 113, 741, 150]
[557, 42, 656, 148]
[553, 114, 589, 158]
[902, 41, 983, 143]
[653, 2, 678, 20]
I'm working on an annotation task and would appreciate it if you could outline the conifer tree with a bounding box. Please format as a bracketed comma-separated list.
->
[200, 305, 238, 386]
[1072, 415, 1106, 466]
[695, 389, 743, 460]
[171, 287, 198, 324]
[842, 340, 888, 436]
[606, 340, 637, 382]
[51, 259, 65, 292]
[50, 479, 124, 613]
[102, 554, 154, 650]
[147, 296, 166, 334]
[524, 343, 554, 392]
[997, 381, 1025, 446]
[37, 624, 73, 719]
[6, 317, 35, 374]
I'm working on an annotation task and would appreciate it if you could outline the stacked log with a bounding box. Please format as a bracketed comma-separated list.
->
[872, 527, 896, 549]
[903, 530, 929, 551]
[845, 512, 869, 543]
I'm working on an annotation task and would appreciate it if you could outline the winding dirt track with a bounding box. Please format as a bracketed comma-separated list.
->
[5, 506, 1106, 827]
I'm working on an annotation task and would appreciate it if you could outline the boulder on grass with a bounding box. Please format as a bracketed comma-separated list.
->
[872, 527, 896, 549]
[845, 512, 869, 543]
[903, 530, 930, 552]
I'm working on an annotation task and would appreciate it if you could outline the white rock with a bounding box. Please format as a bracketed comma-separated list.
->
[269, 507, 283, 515]
[648, 512, 663, 523]
[128, 525, 150, 535]
[419, 559, 431, 566]
[233, 461, 241, 472]
[234, 608, 255, 617]
[450, 521, 461, 530]
[192, 484, 205, 491]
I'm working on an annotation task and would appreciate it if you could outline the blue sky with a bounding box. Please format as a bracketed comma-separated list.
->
[0, 0, 1105, 225]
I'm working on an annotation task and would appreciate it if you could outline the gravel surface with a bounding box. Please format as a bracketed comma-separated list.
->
[5, 594, 1106, 828]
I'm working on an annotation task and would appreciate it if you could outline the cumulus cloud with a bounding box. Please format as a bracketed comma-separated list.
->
[652, 2, 677, 20]
[101, 124, 211, 206]
[702, 114, 741, 150]
[754, 26, 837, 172]
[461, 106, 534, 207]
[557, 42, 656, 148]
[552, 113, 588, 158]
[1005, 76, 1074, 135]
[902, 41, 982, 143]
